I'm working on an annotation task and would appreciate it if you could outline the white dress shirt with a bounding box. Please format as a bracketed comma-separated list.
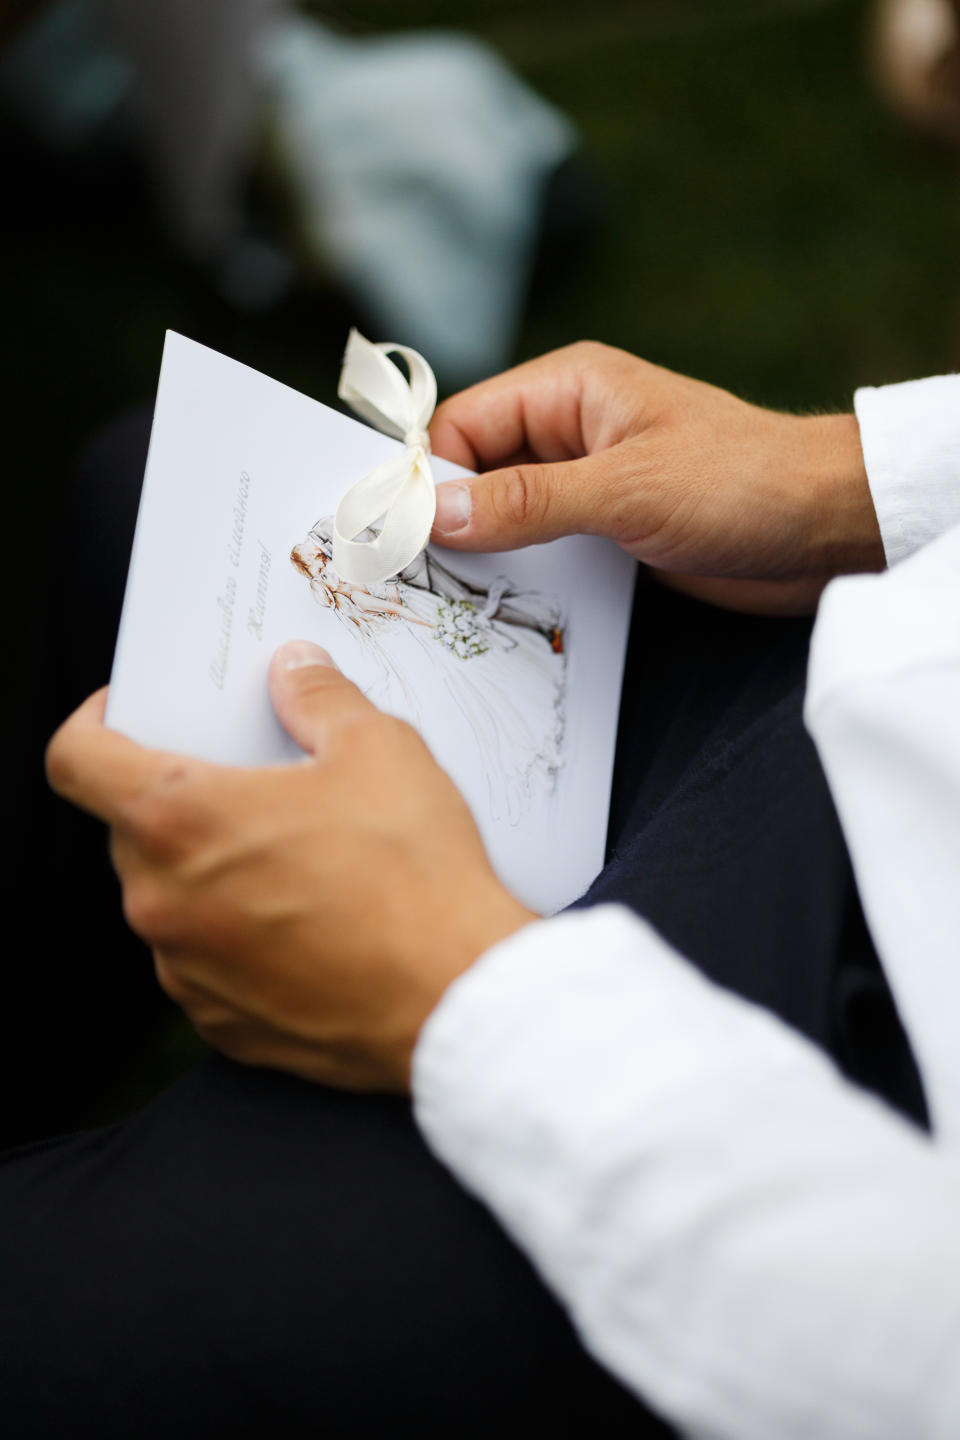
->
[412, 372, 960, 1438]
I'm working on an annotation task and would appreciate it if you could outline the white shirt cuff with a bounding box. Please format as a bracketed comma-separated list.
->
[805, 521, 960, 716]
[854, 374, 960, 566]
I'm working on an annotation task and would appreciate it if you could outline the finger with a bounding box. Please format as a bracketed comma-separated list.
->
[46, 688, 209, 827]
[431, 452, 619, 552]
[430, 349, 589, 472]
[269, 641, 380, 756]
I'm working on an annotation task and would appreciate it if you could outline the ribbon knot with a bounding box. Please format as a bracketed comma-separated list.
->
[332, 329, 439, 585]
[404, 428, 431, 453]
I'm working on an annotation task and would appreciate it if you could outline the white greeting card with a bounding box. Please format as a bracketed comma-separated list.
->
[107, 332, 635, 914]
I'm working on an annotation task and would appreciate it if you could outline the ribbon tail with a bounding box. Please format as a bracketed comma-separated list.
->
[333, 453, 437, 585]
[335, 451, 413, 540]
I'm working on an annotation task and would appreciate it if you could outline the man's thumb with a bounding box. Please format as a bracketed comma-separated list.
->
[269, 641, 374, 755]
[431, 457, 599, 552]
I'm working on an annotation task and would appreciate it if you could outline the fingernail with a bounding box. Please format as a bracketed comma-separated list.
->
[434, 482, 471, 534]
[277, 640, 338, 670]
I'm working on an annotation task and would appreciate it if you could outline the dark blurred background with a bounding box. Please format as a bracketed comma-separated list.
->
[4, 0, 959, 1130]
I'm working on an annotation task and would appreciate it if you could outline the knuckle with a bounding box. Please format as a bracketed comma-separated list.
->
[290, 668, 370, 728]
[325, 708, 409, 764]
[569, 338, 637, 381]
[568, 338, 607, 364]
[431, 396, 453, 429]
[496, 466, 550, 531]
[129, 764, 206, 853]
[122, 879, 173, 942]
[565, 339, 618, 373]
[153, 954, 192, 1007]
[108, 829, 132, 877]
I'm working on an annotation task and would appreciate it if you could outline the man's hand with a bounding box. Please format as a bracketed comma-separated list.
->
[45, 643, 534, 1092]
[430, 341, 884, 615]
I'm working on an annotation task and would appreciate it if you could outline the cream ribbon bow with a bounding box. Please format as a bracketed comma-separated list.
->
[333, 329, 438, 585]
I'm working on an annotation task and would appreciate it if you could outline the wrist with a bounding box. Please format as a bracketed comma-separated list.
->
[395, 890, 539, 1092]
[799, 413, 885, 577]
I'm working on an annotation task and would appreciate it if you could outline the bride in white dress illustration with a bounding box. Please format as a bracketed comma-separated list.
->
[291, 519, 566, 822]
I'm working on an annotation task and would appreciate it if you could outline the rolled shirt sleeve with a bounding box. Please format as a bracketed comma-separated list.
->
[413, 906, 960, 1439]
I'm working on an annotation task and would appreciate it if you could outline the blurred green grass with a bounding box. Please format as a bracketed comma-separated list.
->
[331, 0, 960, 404]
[6, 0, 959, 1121]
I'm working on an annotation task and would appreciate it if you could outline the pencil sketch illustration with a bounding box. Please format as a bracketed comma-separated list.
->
[291, 519, 566, 821]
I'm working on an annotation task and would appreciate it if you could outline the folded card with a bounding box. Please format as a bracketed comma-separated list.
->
[107, 332, 635, 914]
